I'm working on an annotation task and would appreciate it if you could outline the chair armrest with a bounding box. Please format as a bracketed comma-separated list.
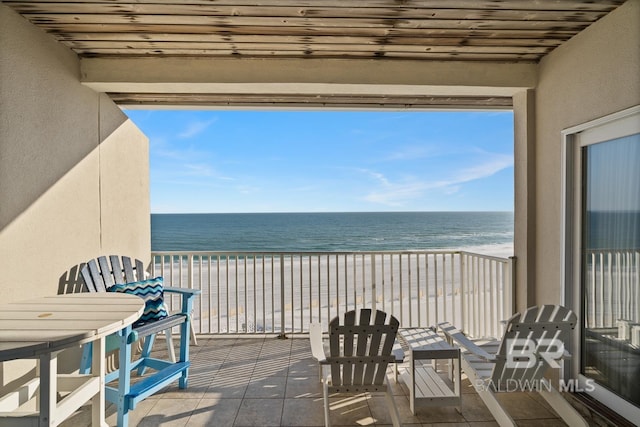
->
[163, 287, 201, 315]
[133, 313, 187, 340]
[309, 322, 328, 364]
[438, 322, 496, 362]
[164, 287, 201, 297]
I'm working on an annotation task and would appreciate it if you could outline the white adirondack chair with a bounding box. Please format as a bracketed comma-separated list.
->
[310, 308, 402, 427]
[80, 256, 177, 364]
[439, 305, 588, 427]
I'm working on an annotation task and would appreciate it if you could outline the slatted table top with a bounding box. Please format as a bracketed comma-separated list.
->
[398, 328, 460, 359]
[0, 293, 144, 361]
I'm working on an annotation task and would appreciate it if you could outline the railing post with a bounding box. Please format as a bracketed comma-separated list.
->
[278, 254, 287, 339]
[183, 254, 199, 342]
[460, 252, 466, 334]
[507, 256, 516, 318]
[188, 254, 194, 291]
[371, 253, 376, 312]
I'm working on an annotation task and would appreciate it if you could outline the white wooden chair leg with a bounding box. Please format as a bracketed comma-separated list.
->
[476, 387, 516, 427]
[165, 329, 176, 363]
[91, 336, 107, 427]
[538, 380, 589, 427]
[38, 352, 57, 427]
[460, 354, 515, 427]
[323, 382, 331, 427]
[190, 321, 198, 346]
[117, 326, 133, 427]
[385, 377, 401, 427]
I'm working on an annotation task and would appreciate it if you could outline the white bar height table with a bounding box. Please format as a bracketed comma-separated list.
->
[397, 328, 462, 414]
[0, 293, 144, 427]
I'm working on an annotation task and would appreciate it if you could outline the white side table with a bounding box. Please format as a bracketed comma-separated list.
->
[397, 328, 461, 414]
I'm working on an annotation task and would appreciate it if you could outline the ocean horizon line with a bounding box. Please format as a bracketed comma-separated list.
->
[151, 210, 514, 215]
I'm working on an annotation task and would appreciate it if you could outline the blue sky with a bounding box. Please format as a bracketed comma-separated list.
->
[125, 110, 514, 213]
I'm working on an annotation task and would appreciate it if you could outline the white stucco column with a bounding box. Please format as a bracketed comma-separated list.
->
[513, 89, 536, 313]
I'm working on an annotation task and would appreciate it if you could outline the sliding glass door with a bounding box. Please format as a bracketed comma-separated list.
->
[565, 106, 640, 421]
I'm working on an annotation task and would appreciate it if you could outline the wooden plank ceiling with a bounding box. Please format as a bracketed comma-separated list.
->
[4, 0, 625, 108]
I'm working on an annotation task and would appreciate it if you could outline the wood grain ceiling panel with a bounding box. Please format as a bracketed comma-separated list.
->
[4, 0, 623, 61]
[3, 0, 624, 107]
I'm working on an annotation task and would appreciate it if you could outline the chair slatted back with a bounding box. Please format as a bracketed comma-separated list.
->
[327, 309, 399, 392]
[491, 305, 576, 388]
[81, 255, 146, 292]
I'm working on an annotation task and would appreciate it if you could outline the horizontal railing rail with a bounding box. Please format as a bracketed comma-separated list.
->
[150, 250, 514, 339]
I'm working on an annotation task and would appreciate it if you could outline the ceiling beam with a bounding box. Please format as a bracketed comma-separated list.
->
[81, 57, 537, 98]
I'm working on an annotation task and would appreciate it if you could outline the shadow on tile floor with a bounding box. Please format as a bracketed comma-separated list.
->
[61, 337, 571, 427]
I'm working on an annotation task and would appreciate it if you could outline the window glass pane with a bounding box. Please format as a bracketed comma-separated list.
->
[581, 133, 640, 407]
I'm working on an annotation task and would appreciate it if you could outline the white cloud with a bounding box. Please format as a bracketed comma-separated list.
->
[183, 163, 214, 177]
[356, 168, 391, 186]
[235, 184, 260, 195]
[443, 185, 461, 195]
[178, 118, 217, 139]
[452, 154, 513, 183]
[151, 140, 201, 162]
[153, 164, 234, 184]
[361, 153, 513, 207]
[357, 168, 426, 206]
[363, 180, 430, 207]
[385, 145, 437, 161]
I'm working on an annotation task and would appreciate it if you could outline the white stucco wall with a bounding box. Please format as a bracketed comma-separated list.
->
[534, 0, 640, 304]
[0, 5, 151, 303]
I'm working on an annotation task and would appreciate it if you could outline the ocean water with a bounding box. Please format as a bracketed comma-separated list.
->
[151, 211, 514, 255]
[585, 210, 640, 250]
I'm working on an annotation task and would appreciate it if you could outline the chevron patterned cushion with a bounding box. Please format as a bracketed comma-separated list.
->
[108, 276, 169, 327]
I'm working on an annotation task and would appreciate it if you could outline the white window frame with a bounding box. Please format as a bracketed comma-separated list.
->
[561, 105, 640, 422]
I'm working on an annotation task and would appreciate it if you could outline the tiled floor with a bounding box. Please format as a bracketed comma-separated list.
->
[63, 337, 571, 426]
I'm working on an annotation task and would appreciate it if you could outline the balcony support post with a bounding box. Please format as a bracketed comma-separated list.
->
[278, 254, 288, 339]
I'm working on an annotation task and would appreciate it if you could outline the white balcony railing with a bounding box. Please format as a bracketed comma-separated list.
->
[151, 250, 515, 339]
[585, 249, 640, 329]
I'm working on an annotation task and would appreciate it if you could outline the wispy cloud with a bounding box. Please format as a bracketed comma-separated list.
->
[150, 133, 237, 181]
[356, 168, 426, 206]
[384, 145, 438, 161]
[178, 118, 217, 139]
[150, 136, 202, 162]
[235, 184, 261, 195]
[182, 163, 236, 180]
[361, 153, 513, 207]
[452, 154, 513, 183]
[363, 179, 430, 207]
[357, 168, 391, 186]
[151, 154, 235, 183]
[182, 163, 213, 177]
